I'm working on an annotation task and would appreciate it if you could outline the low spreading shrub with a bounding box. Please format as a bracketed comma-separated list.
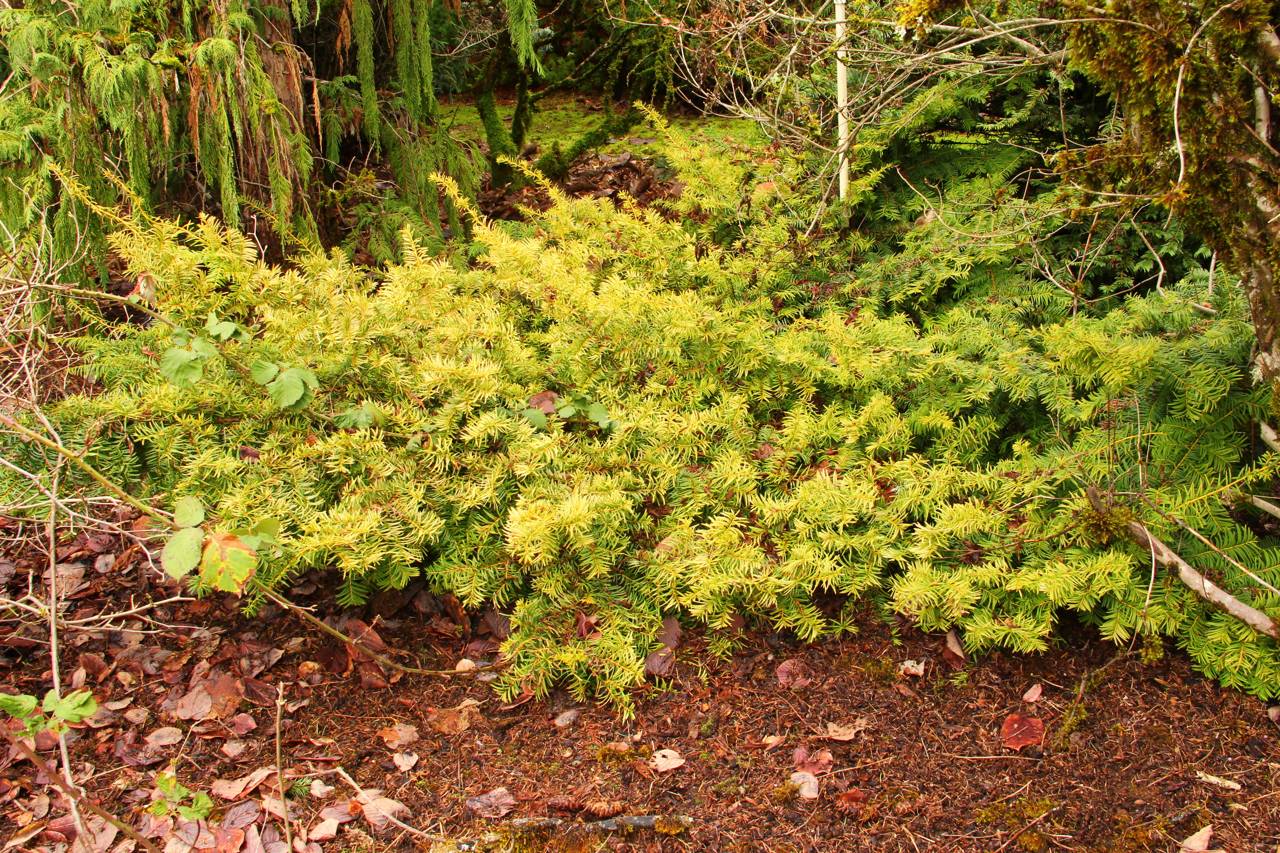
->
[6, 125, 1279, 710]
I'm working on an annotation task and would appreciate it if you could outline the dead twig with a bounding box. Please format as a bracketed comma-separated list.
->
[274, 684, 292, 852]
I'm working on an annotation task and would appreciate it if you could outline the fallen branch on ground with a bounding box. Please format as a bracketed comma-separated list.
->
[262, 589, 508, 679]
[1086, 487, 1279, 640]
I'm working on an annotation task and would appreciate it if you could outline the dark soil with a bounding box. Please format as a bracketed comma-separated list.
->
[3, 524, 1279, 852]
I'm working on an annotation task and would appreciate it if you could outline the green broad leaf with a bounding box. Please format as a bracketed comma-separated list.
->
[44, 689, 97, 724]
[585, 402, 612, 428]
[205, 312, 239, 341]
[0, 693, 38, 720]
[200, 532, 257, 595]
[267, 367, 318, 410]
[158, 348, 204, 388]
[335, 403, 380, 429]
[161, 527, 204, 579]
[178, 792, 213, 820]
[252, 518, 281, 544]
[557, 404, 577, 418]
[173, 496, 204, 528]
[250, 360, 279, 385]
[148, 800, 170, 818]
[155, 771, 188, 801]
[190, 337, 218, 358]
[521, 407, 548, 429]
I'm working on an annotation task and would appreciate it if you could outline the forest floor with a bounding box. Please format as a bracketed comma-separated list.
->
[3, 521, 1279, 853]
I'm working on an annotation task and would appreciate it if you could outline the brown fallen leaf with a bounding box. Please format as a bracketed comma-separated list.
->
[942, 629, 967, 669]
[228, 713, 257, 736]
[220, 799, 261, 830]
[529, 390, 559, 414]
[1022, 683, 1043, 703]
[377, 722, 419, 749]
[174, 685, 213, 721]
[466, 787, 517, 819]
[392, 751, 419, 772]
[360, 795, 410, 834]
[824, 719, 868, 741]
[648, 748, 685, 772]
[1000, 713, 1045, 751]
[553, 709, 580, 729]
[793, 745, 833, 775]
[427, 699, 481, 735]
[319, 802, 360, 824]
[308, 818, 340, 842]
[357, 660, 389, 689]
[775, 659, 811, 689]
[834, 787, 869, 816]
[760, 734, 785, 751]
[210, 766, 274, 801]
[204, 673, 245, 719]
[1178, 824, 1215, 853]
[144, 727, 183, 748]
[644, 616, 682, 677]
[220, 739, 247, 760]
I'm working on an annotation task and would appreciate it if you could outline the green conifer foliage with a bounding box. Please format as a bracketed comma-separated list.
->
[8, 123, 1277, 710]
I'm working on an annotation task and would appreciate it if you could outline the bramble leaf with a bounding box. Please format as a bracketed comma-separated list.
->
[250, 360, 279, 385]
[161, 527, 204, 579]
[173, 496, 204, 528]
[0, 693, 38, 720]
[200, 533, 257, 594]
[159, 348, 204, 387]
[267, 367, 318, 409]
[44, 689, 97, 724]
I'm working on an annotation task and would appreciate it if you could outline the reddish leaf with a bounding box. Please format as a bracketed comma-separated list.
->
[775, 659, 811, 689]
[835, 787, 869, 816]
[1022, 683, 1043, 703]
[357, 660, 389, 689]
[792, 745, 832, 774]
[377, 723, 419, 749]
[174, 685, 213, 721]
[1000, 713, 1045, 751]
[211, 767, 274, 801]
[228, 713, 257, 736]
[529, 391, 560, 414]
[466, 787, 517, 819]
[427, 699, 481, 735]
[575, 611, 600, 639]
[360, 795, 409, 833]
[644, 616, 683, 677]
